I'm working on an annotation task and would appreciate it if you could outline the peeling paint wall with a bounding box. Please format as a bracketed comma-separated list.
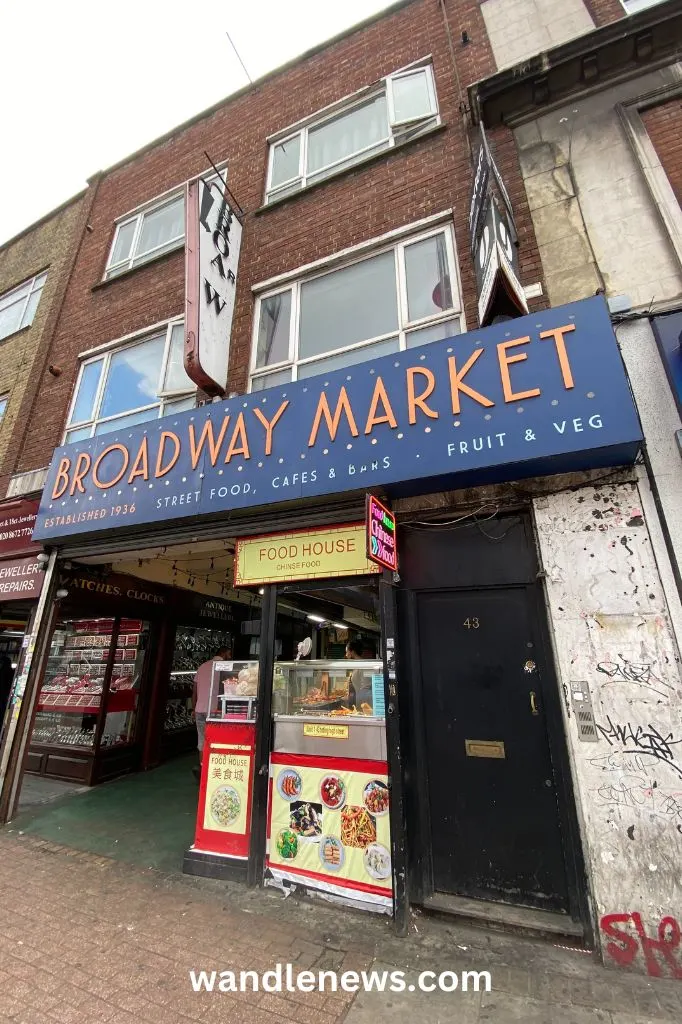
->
[515, 65, 682, 309]
[534, 482, 682, 977]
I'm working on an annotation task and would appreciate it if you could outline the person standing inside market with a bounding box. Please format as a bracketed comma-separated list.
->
[345, 638, 373, 712]
[192, 646, 230, 777]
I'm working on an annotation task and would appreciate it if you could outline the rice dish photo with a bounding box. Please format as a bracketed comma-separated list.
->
[210, 785, 241, 827]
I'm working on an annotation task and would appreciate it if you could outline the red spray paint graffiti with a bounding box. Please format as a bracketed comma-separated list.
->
[600, 913, 682, 978]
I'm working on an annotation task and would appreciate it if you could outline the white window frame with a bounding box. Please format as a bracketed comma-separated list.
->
[103, 163, 228, 280]
[0, 394, 8, 426]
[249, 221, 463, 390]
[104, 193, 185, 279]
[265, 58, 440, 204]
[0, 271, 48, 342]
[620, 0, 665, 13]
[63, 318, 196, 442]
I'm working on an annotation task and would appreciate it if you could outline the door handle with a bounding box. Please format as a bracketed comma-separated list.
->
[529, 691, 539, 716]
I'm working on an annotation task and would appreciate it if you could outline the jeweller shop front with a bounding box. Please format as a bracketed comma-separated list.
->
[11, 296, 645, 936]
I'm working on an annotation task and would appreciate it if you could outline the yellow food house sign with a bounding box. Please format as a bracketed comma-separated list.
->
[234, 523, 380, 586]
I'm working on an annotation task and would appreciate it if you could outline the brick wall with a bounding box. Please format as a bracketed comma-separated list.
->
[0, 197, 84, 495]
[641, 98, 682, 207]
[13, 0, 547, 476]
[583, 0, 626, 27]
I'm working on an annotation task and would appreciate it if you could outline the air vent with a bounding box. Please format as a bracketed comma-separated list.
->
[570, 682, 598, 742]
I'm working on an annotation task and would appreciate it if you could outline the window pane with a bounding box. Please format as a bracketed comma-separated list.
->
[0, 299, 24, 342]
[110, 220, 136, 266]
[94, 407, 160, 436]
[297, 336, 399, 379]
[0, 280, 29, 312]
[163, 395, 196, 416]
[391, 69, 434, 125]
[164, 323, 193, 392]
[250, 367, 293, 392]
[99, 335, 165, 419]
[271, 137, 300, 187]
[405, 318, 460, 349]
[21, 288, 42, 328]
[300, 252, 398, 359]
[256, 291, 291, 368]
[404, 233, 453, 322]
[65, 425, 93, 443]
[307, 94, 388, 175]
[136, 196, 184, 257]
[70, 359, 104, 424]
[0, 397, 7, 422]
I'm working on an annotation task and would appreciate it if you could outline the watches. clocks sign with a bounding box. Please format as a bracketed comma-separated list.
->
[33, 297, 643, 544]
[184, 172, 242, 396]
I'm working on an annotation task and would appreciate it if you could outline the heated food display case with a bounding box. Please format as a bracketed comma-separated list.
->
[189, 661, 259, 870]
[266, 660, 392, 914]
[27, 616, 148, 784]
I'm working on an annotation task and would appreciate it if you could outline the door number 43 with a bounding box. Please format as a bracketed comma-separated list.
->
[463, 617, 480, 629]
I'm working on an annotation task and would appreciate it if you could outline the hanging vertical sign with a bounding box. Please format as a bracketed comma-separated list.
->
[366, 495, 397, 572]
[184, 172, 243, 396]
[474, 197, 528, 327]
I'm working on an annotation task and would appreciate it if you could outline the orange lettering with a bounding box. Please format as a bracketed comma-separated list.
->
[154, 432, 181, 478]
[189, 417, 230, 469]
[308, 387, 360, 446]
[364, 376, 398, 433]
[540, 324, 576, 389]
[252, 401, 289, 456]
[93, 445, 130, 489]
[224, 413, 251, 462]
[127, 437, 150, 483]
[407, 367, 438, 425]
[52, 457, 71, 499]
[69, 452, 91, 495]
[497, 337, 541, 403]
[448, 351, 494, 414]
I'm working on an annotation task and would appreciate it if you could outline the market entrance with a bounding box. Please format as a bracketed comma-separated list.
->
[399, 512, 584, 923]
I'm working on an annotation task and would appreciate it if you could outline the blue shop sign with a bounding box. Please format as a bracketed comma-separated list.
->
[34, 297, 642, 544]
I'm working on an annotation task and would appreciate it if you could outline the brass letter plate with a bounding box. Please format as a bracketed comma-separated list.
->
[465, 739, 506, 759]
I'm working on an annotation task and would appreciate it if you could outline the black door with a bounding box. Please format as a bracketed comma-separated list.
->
[417, 586, 569, 911]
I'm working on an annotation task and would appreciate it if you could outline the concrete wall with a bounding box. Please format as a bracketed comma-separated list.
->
[481, 0, 594, 70]
[534, 481, 682, 977]
[515, 65, 682, 310]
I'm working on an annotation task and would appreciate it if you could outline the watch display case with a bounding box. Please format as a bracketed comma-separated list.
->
[161, 625, 234, 758]
[27, 616, 148, 783]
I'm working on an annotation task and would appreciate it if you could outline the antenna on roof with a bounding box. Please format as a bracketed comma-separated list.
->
[226, 29, 252, 85]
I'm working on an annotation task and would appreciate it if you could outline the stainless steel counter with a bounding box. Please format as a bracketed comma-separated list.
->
[273, 714, 387, 760]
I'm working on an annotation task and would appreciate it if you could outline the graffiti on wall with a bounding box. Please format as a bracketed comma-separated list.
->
[600, 912, 682, 978]
[595, 716, 682, 780]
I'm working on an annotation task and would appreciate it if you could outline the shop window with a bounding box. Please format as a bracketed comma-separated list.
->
[104, 193, 185, 278]
[250, 224, 462, 390]
[265, 61, 439, 203]
[64, 321, 196, 443]
[0, 271, 47, 342]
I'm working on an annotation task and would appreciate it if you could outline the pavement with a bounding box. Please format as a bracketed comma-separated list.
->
[0, 831, 680, 1024]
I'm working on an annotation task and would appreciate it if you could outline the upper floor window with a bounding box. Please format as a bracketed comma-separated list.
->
[105, 193, 185, 279]
[250, 223, 462, 390]
[64, 320, 196, 443]
[0, 395, 8, 426]
[621, 0, 665, 12]
[265, 62, 439, 204]
[0, 271, 47, 343]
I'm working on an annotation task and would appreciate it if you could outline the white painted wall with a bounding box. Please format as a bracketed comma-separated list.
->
[515, 66, 682, 310]
[534, 481, 682, 974]
[481, 0, 594, 70]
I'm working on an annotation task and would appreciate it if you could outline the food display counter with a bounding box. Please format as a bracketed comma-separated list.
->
[190, 661, 259, 870]
[266, 660, 392, 914]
